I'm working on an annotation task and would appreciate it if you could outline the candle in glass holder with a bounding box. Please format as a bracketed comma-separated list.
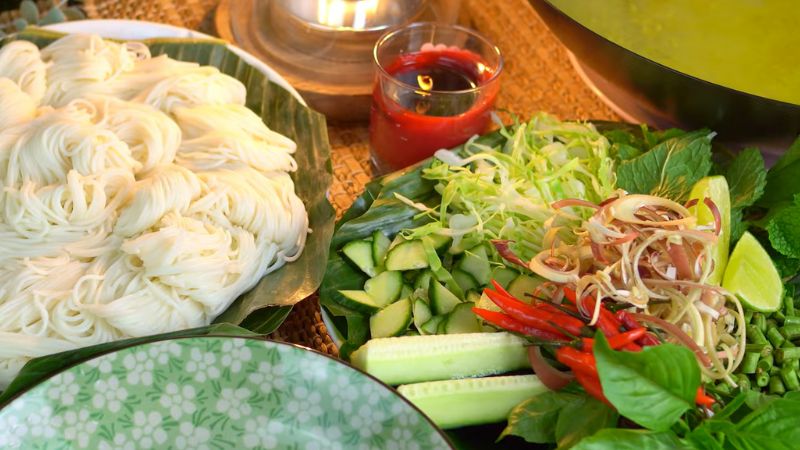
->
[369, 22, 502, 173]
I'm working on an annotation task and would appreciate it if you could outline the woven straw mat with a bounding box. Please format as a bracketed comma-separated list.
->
[11, 0, 622, 355]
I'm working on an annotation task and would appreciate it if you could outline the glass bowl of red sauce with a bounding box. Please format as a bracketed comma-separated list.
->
[369, 22, 503, 173]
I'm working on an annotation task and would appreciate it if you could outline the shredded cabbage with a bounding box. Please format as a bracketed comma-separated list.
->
[403, 114, 616, 261]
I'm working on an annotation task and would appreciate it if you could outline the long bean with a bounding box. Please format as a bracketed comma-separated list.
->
[754, 313, 767, 333]
[747, 325, 769, 345]
[741, 352, 760, 374]
[777, 347, 800, 363]
[768, 327, 786, 348]
[770, 375, 786, 395]
[782, 324, 800, 340]
[780, 366, 800, 391]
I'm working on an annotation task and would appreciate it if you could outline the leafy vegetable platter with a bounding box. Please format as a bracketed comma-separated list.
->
[0, 22, 334, 402]
[320, 114, 800, 449]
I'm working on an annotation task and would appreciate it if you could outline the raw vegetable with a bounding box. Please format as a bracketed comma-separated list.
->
[349, 332, 530, 385]
[398, 375, 548, 429]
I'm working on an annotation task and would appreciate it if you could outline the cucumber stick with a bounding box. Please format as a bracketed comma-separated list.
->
[349, 332, 529, 385]
[398, 375, 547, 429]
[370, 298, 412, 338]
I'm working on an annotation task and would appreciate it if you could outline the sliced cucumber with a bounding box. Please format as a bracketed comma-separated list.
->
[399, 283, 414, 299]
[491, 266, 519, 289]
[413, 299, 433, 333]
[385, 240, 429, 271]
[429, 280, 462, 315]
[436, 319, 448, 334]
[350, 332, 529, 385]
[414, 270, 434, 291]
[398, 375, 547, 429]
[419, 315, 445, 335]
[372, 230, 392, 268]
[342, 240, 378, 277]
[444, 303, 481, 334]
[508, 274, 544, 300]
[452, 269, 479, 293]
[364, 271, 403, 307]
[466, 290, 481, 303]
[428, 234, 452, 251]
[370, 298, 413, 338]
[337, 290, 380, 314]
[459, 245, 492, 285]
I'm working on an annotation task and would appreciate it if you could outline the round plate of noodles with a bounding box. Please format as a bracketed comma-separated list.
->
[0, 336, 453, 449]
[0, 21, 334, 392]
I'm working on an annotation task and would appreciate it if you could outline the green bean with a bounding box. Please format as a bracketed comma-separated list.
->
[754, 313, 767, 333]
[758, 355, 774, 372]
[736, 374, 752, 392]
[783, 340, 797, 349]
[784, 316, 800, 327]
[745, 343, 773, 358]
[741, 352, 760, 374]
[744, 309, 755, 323]
[782, 324, 800, 341]
[777, 347, 800, 363]
[770, 366, 781, 377]
[775, 311, 787, 324]
[789, 358, 800, 372]
[756, 370, 771, 387]
[781, 367, 800, 391]
[747, 325, 769, 345]
[786, 297, 796, 317]
[768, 327, 786, 348]
[770, 375, 786, 395]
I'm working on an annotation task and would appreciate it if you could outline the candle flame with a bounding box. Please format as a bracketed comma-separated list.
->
[317, 0, 380, 30]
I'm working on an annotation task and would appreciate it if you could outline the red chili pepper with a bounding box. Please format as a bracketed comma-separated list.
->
[472, 307, 568, 341]
[695, 387, 715, 408]
[484, 288, 587, 337]
[563, 286, 578, 304]
[574, 371, 611, 406]
[616, 311, 661, 346]
[555, 346, 597, 375]
[581, 328, 646, 352]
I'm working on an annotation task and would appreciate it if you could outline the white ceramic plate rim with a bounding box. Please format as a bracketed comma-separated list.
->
[43, 19, 306, 105]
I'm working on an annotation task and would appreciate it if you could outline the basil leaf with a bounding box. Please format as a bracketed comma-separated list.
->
[571, 429, 694, 450]
[499, 391, 579, 443]
[555, 396, 618, 449]
[684, 425, 725, 450]
[594, 332, 700, 431]
[616, 130, 713, 201]
[724, 399, 800, 450]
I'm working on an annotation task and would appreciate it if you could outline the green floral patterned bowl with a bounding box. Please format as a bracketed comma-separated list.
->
[0, 337, 453, 450]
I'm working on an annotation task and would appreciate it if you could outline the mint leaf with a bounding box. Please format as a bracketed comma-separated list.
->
[499, 391, 579, 443]
[725, 147, 767, 209]
[766, 206, 800, 259]
[770, 136, 800, 173]
[616, 130, 713, 201]
[555, 396, 618, 449]
[758, 138, 800, 208]
[594, 332, 700, 431]
[571, 429, 694, 450]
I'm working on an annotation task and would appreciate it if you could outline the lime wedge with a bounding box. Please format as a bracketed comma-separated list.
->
[688, 176, 731, 285]
[722, 232, 783, 312]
